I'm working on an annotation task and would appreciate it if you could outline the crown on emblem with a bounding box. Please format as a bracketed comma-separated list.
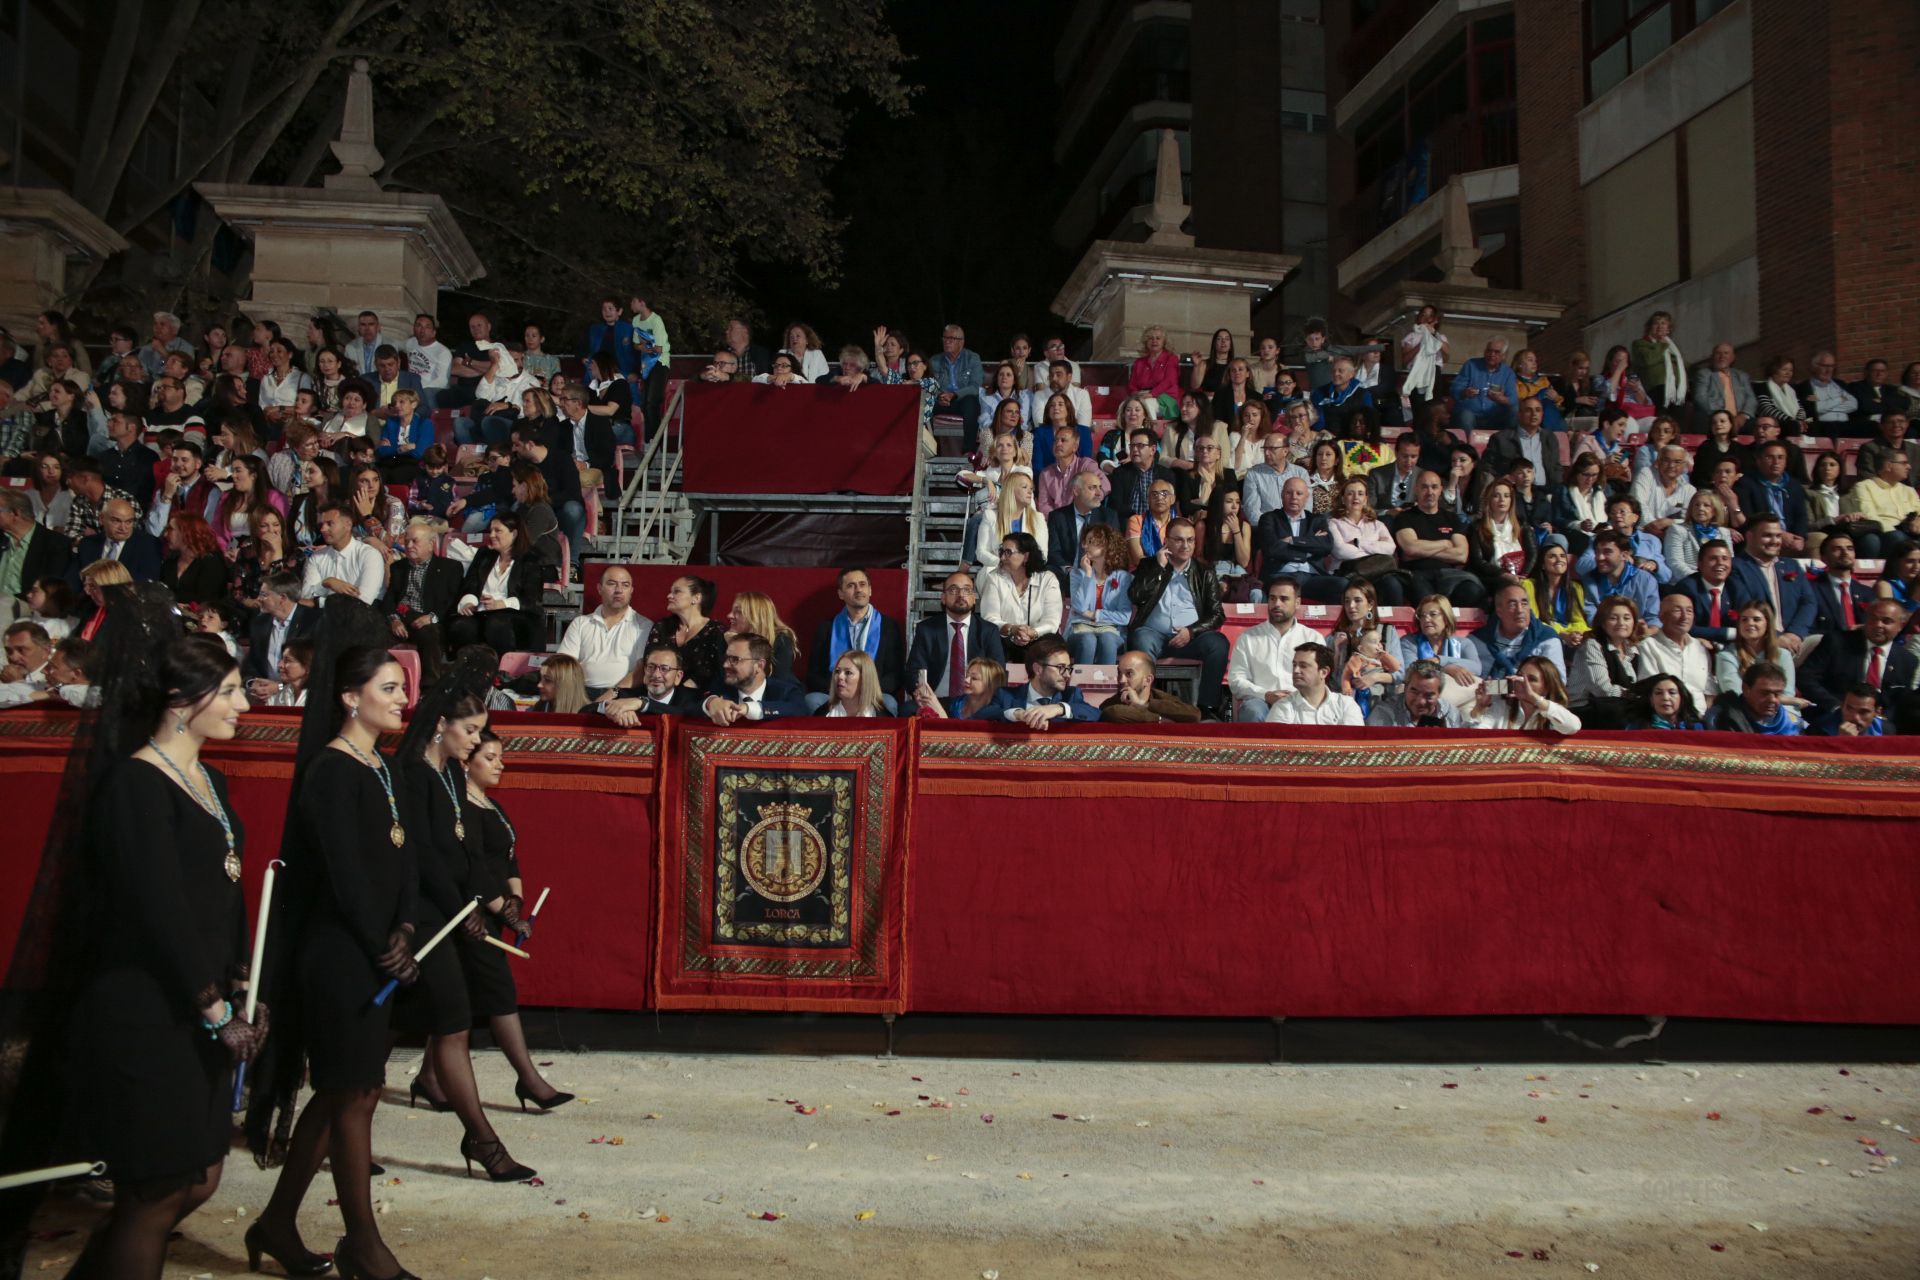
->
[755, 801, 813, 826]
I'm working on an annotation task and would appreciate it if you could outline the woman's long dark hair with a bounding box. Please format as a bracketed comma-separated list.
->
[0, 588, 203, 1257]
[244, 600, 394, 1163]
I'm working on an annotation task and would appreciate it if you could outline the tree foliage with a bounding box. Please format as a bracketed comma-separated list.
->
[75, 0, 911, 340]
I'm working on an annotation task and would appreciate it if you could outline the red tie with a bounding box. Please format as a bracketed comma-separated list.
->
[1841, 585, 1856, 629]
[1708, 587, 1722, 629]
[949, 621, 966, 697]
[1867, 645, 1884, 689]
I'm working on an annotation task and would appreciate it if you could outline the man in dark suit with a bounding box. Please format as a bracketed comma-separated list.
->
[1253, 475, 1343, 601]
[1045, 470, 1122, 576]
[703, 632, 809, 723]
[242, 569, 319, 692]
[806, 567, 905, 708]
[602, 642, 705, 723]
[370, 345, 425, 418]
[906, 569, 1007, 703]
[1798, 599, 1917, 719]
[0, 490, 69, 599]
[67, 497, 162, 586]
[1103, 427, 1175, 521]
[1733, 514, 1818, 651]
[977, 633, 1098, 726]
[1807, 532, 1877, 636]
[1674, 541, 1746, 647]
[382, 523, 465, 681]
[1368, 434, 1426, 518]
[1480, 395, 1562, 494]
[1732, 442, 1810, 552]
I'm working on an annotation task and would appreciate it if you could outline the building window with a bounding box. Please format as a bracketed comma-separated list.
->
[1586, 0, 1736, 100]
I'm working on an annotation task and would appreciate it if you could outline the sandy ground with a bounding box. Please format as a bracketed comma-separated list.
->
[24, 1053, 1918, 1279]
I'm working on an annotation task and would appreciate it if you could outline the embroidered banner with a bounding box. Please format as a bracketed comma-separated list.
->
[653, 718, 912, 1013]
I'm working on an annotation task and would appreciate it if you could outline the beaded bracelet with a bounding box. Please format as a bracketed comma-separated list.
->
[202, 1000, 233, 1038]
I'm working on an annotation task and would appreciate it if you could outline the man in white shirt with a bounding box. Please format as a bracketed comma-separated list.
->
[402, 312, 452, 409]
[0, 620, 53, 691]
[556, 565, 653, 700]
[1802, 351, 1858, 424]
[1634, 590, 1713, 712]
[1226, 577, 1315, 722]
[1630, 444, 1696, 536]
[1267, 642, 1363, 726]
[300, 503, 387, 604]
[1024, 360, 1092, 429]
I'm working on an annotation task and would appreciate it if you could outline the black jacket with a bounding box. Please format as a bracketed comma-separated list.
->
[67, 529, 163, 585]
[1253, 510, 1334, 582]
[905, 611, 1006, 696]
[807, 610, 906, 696]
[11, 523, 70, 589]
[242, 603, 320, 682]
[1480, 425, 1563, 491]
[382, 556, 464, 624]
[1798, 630, 1919, 716]
[97, 442, 159, 510]
[1103, 462, 1176, 518]
[605, 686, 704, 716]
[1127, 557, 1225, 633]
[1045, 504, 1122, 574]
[457, 549, 546, 633]
[1807, 572, 1878, 637]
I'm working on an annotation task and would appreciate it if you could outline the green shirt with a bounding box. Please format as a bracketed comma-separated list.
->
[0, 523, 32, 597]
[632, 312, 671, 363]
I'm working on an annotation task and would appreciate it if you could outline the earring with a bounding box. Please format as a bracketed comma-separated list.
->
[350, 705, 359, 719]
[433, 731, 443, 744]
[174, 714, 188, 735]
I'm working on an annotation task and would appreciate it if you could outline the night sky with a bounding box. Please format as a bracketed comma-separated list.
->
[742, 0, 1072, 365]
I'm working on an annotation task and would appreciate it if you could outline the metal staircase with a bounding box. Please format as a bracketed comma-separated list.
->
[604, 382, 697, 564]
[911, 453, 972, 619]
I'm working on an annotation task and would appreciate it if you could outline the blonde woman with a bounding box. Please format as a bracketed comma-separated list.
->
[1098, 393, 1160, 470]
[535, 654, 589, 713]
[975, 470, 1048, 569]
[726, 590, 801, 684]
[913, 656, 1006, 720]
[817, 650, 885, 717]
[1127, 324, 1181, 419]
[77, 558, 135, 642]
[1661, 489, 1732, 579]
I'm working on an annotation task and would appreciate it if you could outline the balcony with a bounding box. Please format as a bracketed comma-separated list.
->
[1340, 106, 1516, 246]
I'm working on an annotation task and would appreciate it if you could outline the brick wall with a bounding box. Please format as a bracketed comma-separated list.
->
[1750, 0, 1838, 365]
[1513, 0, 1588, 366]
[1789, 0, 1919, 366]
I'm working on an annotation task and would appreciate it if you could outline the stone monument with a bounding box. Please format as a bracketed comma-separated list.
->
[196, 59, 483, 341]
[1052, 129, 1296, 361]
[0, 187, 127, 342]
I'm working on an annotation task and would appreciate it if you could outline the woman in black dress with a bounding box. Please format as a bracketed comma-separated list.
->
[660, 574, 726, 690]
[461, 729, 574, 1111]
[394, 668, 537, 1182]
[63, 631, 262, 1278]
[251, 621, 422, 1280]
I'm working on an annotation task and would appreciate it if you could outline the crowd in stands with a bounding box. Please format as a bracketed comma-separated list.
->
[1, 299, 1916, 737]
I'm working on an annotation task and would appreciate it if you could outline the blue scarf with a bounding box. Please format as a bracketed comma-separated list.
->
[1474, 617, 1559, 678]
[830, 608, 883, 667]
[1750, 704, 1802, 736]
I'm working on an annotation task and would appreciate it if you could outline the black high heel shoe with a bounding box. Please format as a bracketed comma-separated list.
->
[244, 1221, 333, 1276]
[408, 1078, 453, 1112]
[515, 1079, 575, 1112]
[331, 1236, 418, 1280]
[460, 1133, 536, 1182]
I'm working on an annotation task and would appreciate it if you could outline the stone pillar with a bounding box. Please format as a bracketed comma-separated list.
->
[0, 188, 128, 342]
[195, 59, 483, 340]
[1055, 126, 1294, 360]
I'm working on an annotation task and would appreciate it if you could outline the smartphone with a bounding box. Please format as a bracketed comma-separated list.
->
[914, 669, 929, 689]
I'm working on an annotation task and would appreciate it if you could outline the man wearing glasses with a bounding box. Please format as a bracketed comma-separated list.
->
[603, 643, 704, 724]
[1799, 351, 1858, 426]
[702, 633, 809, 725]
[979, 634, 1097, 728]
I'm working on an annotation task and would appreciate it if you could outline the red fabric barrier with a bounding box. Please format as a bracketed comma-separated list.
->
[906, 723, 1920, 1021]
[0, 711, 656, 1012]
[678, 383, 921, 496]
[584, 564, 908, 667]
[5, 711, 1920, 1023]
